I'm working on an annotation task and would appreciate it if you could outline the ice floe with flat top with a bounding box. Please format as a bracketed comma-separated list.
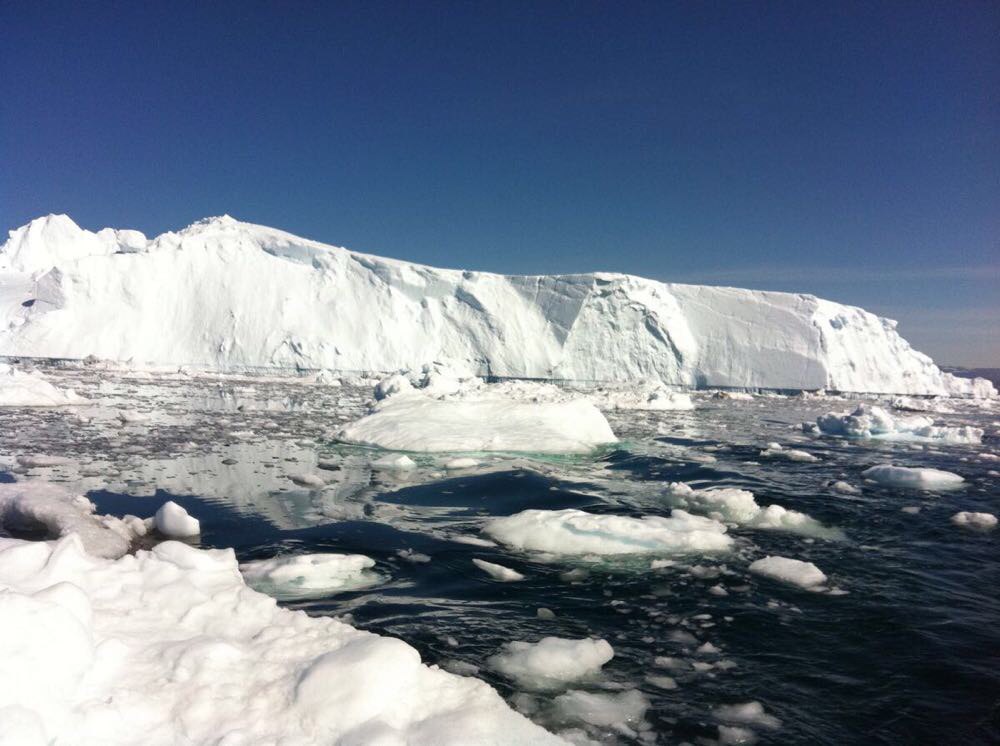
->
[0, 364, 87, 407]
[950, 511, 997, 531]
[0, 481, 147, 558]
[862, 464, 964, 490]
[488, 637, 614, 690]
[484, 508, 732, 555]
[0, 532, 562, 744]
[749, 555, 827, 590]
[666, 482, 844, 540]
[807, 404, 983, 444]
[240, 553, 380, 599]
[338, 370, 617, 454]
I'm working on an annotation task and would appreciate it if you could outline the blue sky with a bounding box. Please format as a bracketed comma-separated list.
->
[2, 1, 997, 365]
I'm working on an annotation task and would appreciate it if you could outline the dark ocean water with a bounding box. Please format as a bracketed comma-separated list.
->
[2, 368, 998, 744]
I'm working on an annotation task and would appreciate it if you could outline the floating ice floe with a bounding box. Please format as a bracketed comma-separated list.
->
[0, 535, 561, 745]
[488, 637, 614, 689]
[862, 465, 964, 490]
[484, 508, 732, 555]
[339, 373, 617, 454]
[714, 701, 782, 730]
[950, 511, 997, 531]
[153, 501, 200, 538]
[749, 556, 827, 590]
[759, 443, 819, 462]
[0, 481, 146, 558]
[666, 483, 844, 539]
[240, 553, 380, 599]
[472, 558, 525, 582]
[552, 689, 649, 730]
[806, 404, 983, 444]
[0, 364, 87, 407]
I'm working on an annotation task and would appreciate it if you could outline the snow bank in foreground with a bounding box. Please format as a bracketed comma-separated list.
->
[749, 556, 827, 590]
[338, 388, 616, 454]
[240, 553, 380, 600]
[862, 465, 965, 490]
[0, 482, 145, 558]
[0, 535, 562, 745]
[484, 509, 732, 555]
[2, 214, 993, 397]
[807, 404, 983, 444]
[950, 512, 997, 531]
[0, 364, 87, 407]
[666, 483, 844, 539]
[488, 637, 614, 689]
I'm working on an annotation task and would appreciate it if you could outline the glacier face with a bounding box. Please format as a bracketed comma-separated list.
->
[0, 214, 991, 396]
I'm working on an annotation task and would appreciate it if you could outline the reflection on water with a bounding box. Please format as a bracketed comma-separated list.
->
[1, 367, 998, 744]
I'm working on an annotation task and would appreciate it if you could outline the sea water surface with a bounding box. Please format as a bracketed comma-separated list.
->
[2, 366, 997, 744]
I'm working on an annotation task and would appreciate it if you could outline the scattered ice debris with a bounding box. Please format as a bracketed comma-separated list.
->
[16, 454, 74, 468]
[444, 457, 479, 470]
[488, 637, 614, 689]
[808, 404, 983, 444]
[552, 689, 649, 730]
[371, 454, 417, 470]
[288, 473, 326, 487]
[0, 364, 87, 407]
[759, 443, 819, 462]
[472, 558, 525, 582]
[713, 701, 782, 730]
[0, 481, 145, 558]
[240, 553, 379, 599]
[749, 556, 827, 590]
[712, 391, 754, 401]
[340, 394, 616, 454]
[0, 534, 561, 745]
[396, 548, 431, 563]
[950, 511, 997, 531]
[588, 385, 695, 411]
[862, 464, 964, 490]
[484, 508, 733, 556]
[153, 501, 200, 538]
[666, 482, 843, 539]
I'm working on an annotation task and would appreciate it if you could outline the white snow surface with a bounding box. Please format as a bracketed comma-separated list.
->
[0, 534, 563, 746]
[483, 508, 733, 555]
[488, 637, 614, 689]
[1, 214, 993, 397]
[0, 364, 87, 407]
[862, 465, 965, 490]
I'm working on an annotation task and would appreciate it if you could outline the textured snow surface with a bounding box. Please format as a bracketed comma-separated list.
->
[0, 364, 87, 407]
[862, 465, 965, 490]
[0, 534, 563, 746]
[488, 637, 614, 689]
[2, 214, 993, 396]
[484, 508, 733, 555]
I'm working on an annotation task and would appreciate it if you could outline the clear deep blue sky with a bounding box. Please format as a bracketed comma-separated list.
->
[2, 1, 997, 365]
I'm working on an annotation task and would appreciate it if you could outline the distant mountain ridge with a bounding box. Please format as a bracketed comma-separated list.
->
[0, 214, 994, 397]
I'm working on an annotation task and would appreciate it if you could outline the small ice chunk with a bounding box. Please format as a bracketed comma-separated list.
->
[552, 689, 649, 728]
[831, 481, 860, 495]
[537, 607, 556, 620]
[718, 725, 759, 744]
[372, 454, 417, 470]
[396, 548, 431, 563]
[749, 556, 826, 590]
[288, 473, 325, 487]
[488, 637, 614, 689]
[714, 701, 781, 730]
[862, 465, 964, 490]
[444, 457, 479, 470]
[16, 455, 74, 468]
[644, 674, 678, 690]
[472, 558, 525, 582]
[153, 501, 200, 538]
[240, 553, 378, 599]
[951, 511, 997, 531]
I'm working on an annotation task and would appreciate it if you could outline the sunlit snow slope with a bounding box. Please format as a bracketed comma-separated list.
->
[0, 214, 991, 396]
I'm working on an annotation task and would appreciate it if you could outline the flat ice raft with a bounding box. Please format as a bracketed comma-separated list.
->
[338, 396, 617, 454]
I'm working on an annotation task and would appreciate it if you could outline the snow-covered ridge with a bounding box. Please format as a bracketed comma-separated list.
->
[1, 214, 992, 396]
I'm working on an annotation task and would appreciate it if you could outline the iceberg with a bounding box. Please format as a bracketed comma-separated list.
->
[2, 214, 993, 397]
